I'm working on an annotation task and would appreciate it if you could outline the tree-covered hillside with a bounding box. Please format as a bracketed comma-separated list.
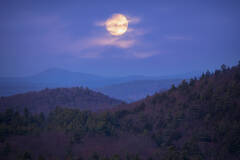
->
[0, 87, 123, 114]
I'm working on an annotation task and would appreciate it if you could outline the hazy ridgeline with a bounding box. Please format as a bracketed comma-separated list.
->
[0, 68, 200, 102]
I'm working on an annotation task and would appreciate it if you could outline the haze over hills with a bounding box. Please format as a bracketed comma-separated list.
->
[97, 79, 182, 102]
[0, 68, 202, 100]
[0, 63, 239, 159]
[0, 68, 109, 96]
[0, 87, 123, 114]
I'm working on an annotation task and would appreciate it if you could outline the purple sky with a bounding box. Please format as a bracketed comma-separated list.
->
[0, 0, 240, 77]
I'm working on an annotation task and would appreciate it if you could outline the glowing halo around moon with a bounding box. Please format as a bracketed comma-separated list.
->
[105, 14, 128, 36]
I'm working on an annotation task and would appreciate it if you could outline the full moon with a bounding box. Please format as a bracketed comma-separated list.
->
[105, 14, 128, 36]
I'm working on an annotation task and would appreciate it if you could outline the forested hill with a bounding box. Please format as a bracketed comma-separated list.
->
[0, 63, 240, 160]
[109, 63, 240, 159]
[0, 87, 123, 113]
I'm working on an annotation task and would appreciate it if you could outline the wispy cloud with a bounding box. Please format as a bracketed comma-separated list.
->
[94, 21, 105, 27]
[65, 35, 137, 54]
[64, 14, 144, 58]
[127, 16, 141, 24]
[18, 13, 153, 59]
[91, 36, 136, 48]
[130, 51, 160, 59]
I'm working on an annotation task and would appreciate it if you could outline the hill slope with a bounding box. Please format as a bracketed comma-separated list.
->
[111, 63, 240, 159]
[0, 87, 123, 113]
